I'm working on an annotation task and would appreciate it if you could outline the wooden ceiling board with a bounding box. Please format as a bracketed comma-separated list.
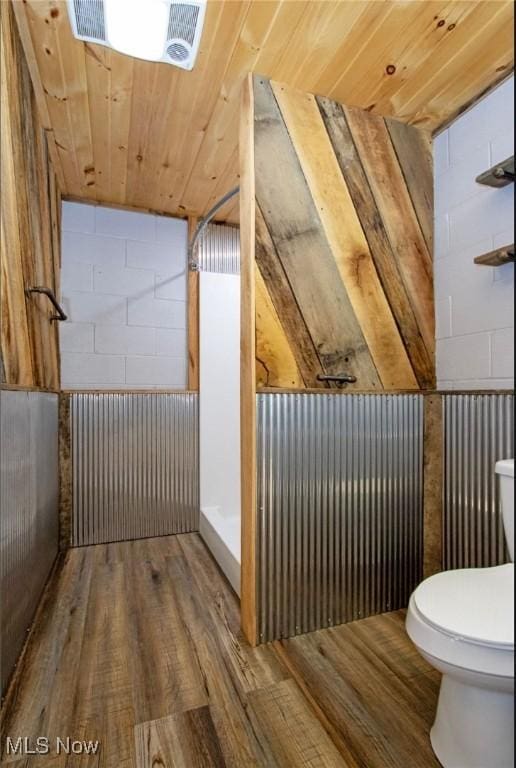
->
[13, 0, 514, 222]
[148, 0, 252, 214]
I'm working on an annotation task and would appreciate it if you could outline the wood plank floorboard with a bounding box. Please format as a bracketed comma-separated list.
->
[1, 534, 440, 767]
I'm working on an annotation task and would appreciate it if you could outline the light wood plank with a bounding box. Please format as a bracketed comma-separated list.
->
[368, 2, 476, 121]
[272, 82, 419, 390]
[1, 4, 34, 385]
[239, 73, 258, 646]
[255, 265, 303, 388]
[107, 50, 134, 205]
[83, 42, 112, 201]
[391, 2, 513, 121]
[329, 1, 459, 109]
[151, 0, 252, 216]
[180, 1, 282, 216]
[10, 0, 65, 190]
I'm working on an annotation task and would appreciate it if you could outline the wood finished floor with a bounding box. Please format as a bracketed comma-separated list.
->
[1, 534, 441, 767]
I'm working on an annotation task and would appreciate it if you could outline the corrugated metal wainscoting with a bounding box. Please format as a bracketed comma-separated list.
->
[71, 393, 199, 546]
[443, 393, 514, 570]
[195, 223, 240, 274]
[256, 393, 424, 642]
[0, 390, 59, 696]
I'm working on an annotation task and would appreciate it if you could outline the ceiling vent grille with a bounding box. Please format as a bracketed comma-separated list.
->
[72, 0, 106, 42]
[167, 3, 199, 46]
[67, 0, 206, 70]
[167, 42, 190, 63]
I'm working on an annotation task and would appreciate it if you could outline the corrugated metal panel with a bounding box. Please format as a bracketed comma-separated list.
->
[443, 393, 514, 570]
[0, 391, 58, 695]
[71, 393, 199, 545]
[256, 393, 423, 642]
[195, 222, 240, 274]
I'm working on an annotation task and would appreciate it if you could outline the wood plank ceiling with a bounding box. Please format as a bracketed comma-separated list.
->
[14, 0, 514, 223]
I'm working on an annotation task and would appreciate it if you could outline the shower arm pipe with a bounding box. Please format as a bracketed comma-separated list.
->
[188, 186, 240, 270]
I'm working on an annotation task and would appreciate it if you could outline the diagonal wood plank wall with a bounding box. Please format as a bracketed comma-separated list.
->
[253, 76, 435, 391]
[1, 1, 61, 390]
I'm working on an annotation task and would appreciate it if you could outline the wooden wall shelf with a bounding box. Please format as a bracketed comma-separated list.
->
[476, 156, 515, 188]
[474, 244, 515, 267]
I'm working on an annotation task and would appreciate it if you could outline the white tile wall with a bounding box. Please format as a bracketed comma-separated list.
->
[433, 76, 514, 390]
[59, 202, 188, 389]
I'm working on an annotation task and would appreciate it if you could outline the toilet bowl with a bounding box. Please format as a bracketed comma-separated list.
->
[406, 459, 515, 768]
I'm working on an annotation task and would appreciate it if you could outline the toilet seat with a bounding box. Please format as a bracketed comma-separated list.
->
[406, 564, 514, 679]
[414, 564, 514, 648]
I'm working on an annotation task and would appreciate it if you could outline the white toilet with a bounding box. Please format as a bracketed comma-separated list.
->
[406, 459, 514, 768]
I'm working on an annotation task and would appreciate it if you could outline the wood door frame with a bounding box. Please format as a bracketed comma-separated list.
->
[239, 74, 257, 645]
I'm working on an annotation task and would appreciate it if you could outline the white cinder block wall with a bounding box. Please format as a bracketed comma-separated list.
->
[434, 76, 514, 389]
[60, 202, 188, 389]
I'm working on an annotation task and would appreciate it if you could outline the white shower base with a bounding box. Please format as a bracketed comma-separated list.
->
[199, 506, 241, 596]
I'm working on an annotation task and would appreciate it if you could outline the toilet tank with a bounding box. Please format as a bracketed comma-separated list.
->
[496, 459, 514, 562]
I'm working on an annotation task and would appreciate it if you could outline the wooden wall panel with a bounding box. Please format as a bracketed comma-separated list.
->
[240, 74, 257, 645]
[253, 76, 435, 391]
[0, 1, 61, 390]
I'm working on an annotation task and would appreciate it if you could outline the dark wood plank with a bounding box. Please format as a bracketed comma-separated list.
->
[423, 395, 443, 577]
[177, 534, 289, 695]
[253, 76, 381, 390]
[316, 96, 435, 389]
[0, 549, 94, 764]
[3, 755, 97, 768]
[123, 553, 208, 724]
[2, 534, 442, 768]
[474, 244, 515, 266]
[384, 117, 433, 255]
[69, 561, 135, 767]
[275, 621, 441, 768]
[58, 394, 72, 551]
[135, 706, 227, 768]
[247, 680, 346, 767]
[164, 552, 270, 767]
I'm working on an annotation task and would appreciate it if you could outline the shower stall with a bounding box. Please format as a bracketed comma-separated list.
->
[196, 224, 242, 594]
